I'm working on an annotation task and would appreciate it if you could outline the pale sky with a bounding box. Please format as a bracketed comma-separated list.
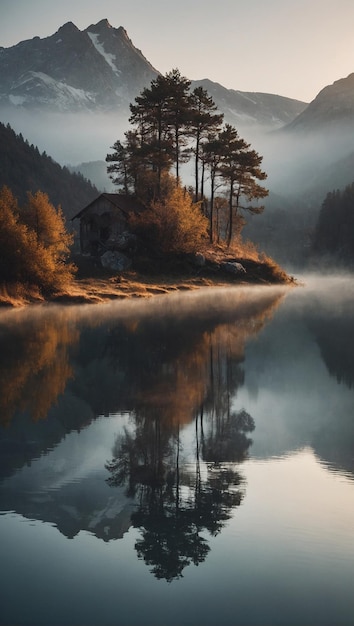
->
[1, 0, 354, 103]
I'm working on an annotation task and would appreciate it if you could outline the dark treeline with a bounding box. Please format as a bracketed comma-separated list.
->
[0, 122, 98, 220]
[312, 182, 354, 264]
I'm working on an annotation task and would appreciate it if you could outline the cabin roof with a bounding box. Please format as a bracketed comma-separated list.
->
[72, 193, 145, 220]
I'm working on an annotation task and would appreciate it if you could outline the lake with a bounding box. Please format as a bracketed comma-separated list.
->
[1, 275, 354, 626]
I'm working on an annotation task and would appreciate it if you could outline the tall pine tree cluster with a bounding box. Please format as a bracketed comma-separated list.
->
[106, 69, 268, 247]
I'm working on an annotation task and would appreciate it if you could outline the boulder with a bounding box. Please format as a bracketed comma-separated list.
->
[115, 231, 137, 252]
[222, 261, 246, 274]
[193, 252, 206, 267]
[101, 251, 132, 271]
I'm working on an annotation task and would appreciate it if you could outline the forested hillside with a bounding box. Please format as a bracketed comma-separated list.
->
[0, 122, 98, 219]
[312, 182, 354, 264]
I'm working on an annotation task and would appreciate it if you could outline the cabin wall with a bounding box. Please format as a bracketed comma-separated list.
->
[79, 199, 128, 255]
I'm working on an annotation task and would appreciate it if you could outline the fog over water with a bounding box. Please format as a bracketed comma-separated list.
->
[236, 274, 354, 468]
[1, 273, 353, 469]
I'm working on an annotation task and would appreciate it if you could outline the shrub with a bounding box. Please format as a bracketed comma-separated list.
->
[131, 184, 208, 255]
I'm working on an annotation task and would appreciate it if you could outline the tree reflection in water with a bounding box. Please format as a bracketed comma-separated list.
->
[103, 291, 274, 580]
[106, 320, 256, 581]
[0, 287, 282, 561]
[0, 309, 79, 425]
[106, 414, 249, 581]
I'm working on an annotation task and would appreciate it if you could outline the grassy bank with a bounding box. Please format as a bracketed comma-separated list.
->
[0, 244, 296, 307]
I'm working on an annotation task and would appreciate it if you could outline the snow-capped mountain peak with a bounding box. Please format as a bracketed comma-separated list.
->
[0, 20, 158, 112]
[86, 31, 121, 76]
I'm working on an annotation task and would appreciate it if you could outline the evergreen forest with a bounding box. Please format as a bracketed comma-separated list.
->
[312, 183, 354, 265]
[0, 122, 98, 220]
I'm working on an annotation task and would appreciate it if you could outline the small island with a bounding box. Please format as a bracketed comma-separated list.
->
[0, 181, 293, 308]
[0, 70, 294, 308]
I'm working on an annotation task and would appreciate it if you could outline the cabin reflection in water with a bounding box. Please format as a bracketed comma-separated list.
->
[0, 288, 284, 580]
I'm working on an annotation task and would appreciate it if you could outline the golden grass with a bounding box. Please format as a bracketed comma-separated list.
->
[0, 240, 295, 308]
[0, 282, 44, 307]
[51, 273, 230, 304]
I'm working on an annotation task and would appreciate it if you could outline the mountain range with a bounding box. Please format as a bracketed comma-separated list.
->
[2, 18, 354, 133]
[0, 18, 306, 130]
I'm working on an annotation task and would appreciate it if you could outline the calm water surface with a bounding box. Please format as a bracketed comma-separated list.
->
[0, 275, 354, 626]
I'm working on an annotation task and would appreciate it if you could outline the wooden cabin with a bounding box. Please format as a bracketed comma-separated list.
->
[72, 193, 144, 255]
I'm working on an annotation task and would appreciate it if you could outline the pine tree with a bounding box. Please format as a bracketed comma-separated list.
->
[313, 183, 354, 261]
[217, 125, 268, 246]
[107, 70, 268, 247]
[202, 134, 225, 242]
[189, 86, 223, 202]
[106, 139, 131, 194]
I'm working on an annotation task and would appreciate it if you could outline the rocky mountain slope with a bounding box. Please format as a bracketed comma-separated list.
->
[0, 19, 158, 112]
[192, 78, 306, 129]
[284, 72, 354, 131]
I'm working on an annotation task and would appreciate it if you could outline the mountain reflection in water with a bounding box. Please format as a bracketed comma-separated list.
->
[1, 278, 354, 594]
[0, 287, 283, 578]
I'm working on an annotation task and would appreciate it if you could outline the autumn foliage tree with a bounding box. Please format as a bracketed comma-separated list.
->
[22, 191, 74, 264]
[130, 182, 208, 255]
[0, 186, 76, 296]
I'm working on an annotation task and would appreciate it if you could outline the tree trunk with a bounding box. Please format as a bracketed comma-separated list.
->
[227, 182, 234, 247]
[209, 174, 215, 243]
[195, 132, 200, 200]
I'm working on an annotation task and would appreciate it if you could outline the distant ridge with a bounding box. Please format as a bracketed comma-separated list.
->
[191, 78, 307, 129]
[283, 72, 354, 131]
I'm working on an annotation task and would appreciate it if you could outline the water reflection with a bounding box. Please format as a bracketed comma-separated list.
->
[106, 407, 253, 580]
[0, 308, 79, 425]
[2, 279, 354, 582]
[0, 286, 284, 574]
[309, 299, 354, 389]
[0, 286, 282, 443]
[238, 275, 354, 477]
[2, 281, 354, 625]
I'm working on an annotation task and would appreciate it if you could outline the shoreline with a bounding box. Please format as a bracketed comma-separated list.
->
[53, 274, 281, 305]
[0, 256, 297, 308]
